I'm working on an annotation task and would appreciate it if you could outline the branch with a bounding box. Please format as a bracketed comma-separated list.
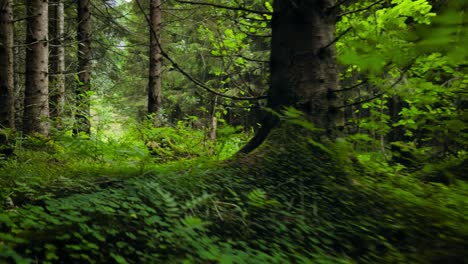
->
[322, 26, 352, 50]
[327, 0, 353, 13]
[210, 54, 269, 63]
[334, 62, 414, 109]
[239, 55, 269, 63]
[90, 1, 132, 35]
[174, 0, 272, 15]
[12, 16, 30, 23]
[333, 79, 368, 93]
[338, 0, 385, 17]
[219, 103, 261, 109]
[135, 0, 268, 101]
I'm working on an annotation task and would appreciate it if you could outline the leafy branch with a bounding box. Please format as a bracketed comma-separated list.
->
[334, 61, 414, 109]
[338, 0, 386, 17]
[174, 0, 272, 15]
[135, 0, 268, 101]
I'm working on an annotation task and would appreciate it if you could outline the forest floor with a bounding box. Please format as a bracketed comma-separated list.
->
[0, 125, 467, 263]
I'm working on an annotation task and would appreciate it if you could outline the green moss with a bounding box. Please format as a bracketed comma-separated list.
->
[0, 124, 467, 263]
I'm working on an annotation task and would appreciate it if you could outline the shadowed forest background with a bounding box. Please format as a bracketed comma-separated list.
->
[0, 0, 467, 263]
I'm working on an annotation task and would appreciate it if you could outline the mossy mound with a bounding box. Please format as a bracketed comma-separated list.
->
[1, 124, 467, 263]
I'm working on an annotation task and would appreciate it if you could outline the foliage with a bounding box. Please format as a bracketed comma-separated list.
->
[0, 111, 248, 208]
[337, 0, 467, 174]
[1, 110, 467, 263]
[0, 0, 466, 263]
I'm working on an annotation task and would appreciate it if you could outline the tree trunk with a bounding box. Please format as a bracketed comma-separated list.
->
[209, 96, 218, 141]
[13, 3, 25, 131]
[23, 0, 49, 136]
[74, 0, 91, 135]
[270, 0, 341, 131]
[50, 0, 66, 123]
[240, 0, 341, 153]
[387, 95, 407, 142]
[148, 0, 162, 125]
[0, 0, 15, 130]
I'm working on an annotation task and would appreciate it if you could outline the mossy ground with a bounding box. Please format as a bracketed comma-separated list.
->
[0, 124, 467, 263]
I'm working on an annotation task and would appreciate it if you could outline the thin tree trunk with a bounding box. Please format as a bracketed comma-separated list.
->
[387, 95, 406, 142]
[12, 4, 24, 130]
[23, 0, 49, 136]
[0, 0, 15, 130]
[50, 0, 65, 123]
[209, 95, 218, 141]
[13, 43, 24, 130]
[148, 0, 162, 125]
[74, 0, 91, 135]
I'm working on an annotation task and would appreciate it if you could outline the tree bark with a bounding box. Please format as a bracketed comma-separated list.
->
[74, 0, 91, 135]
[269, 0, 342, 131]
[23, 0, 49, 136]
[0, 0, 15, 130]
[240, 0, 342, 153]
[387, 95, 406, 142]
[50, 0, 66, 123]
[148, 0, 162, 124]
[209, 96, 218, 141]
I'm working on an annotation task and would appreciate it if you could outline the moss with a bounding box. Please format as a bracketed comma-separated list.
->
[0, 124, 467, 263]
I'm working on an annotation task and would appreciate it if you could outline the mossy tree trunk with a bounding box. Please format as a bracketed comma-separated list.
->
[241, 0, 342, 153]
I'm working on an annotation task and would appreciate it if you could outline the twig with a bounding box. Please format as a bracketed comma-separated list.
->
[135, 0, 268, 101]
[328, 0, 353, 13]
[333, 79, 368, 93]
[338, 0, 385, 17]
[322, 26, 352, 50]
[334, 62, 414, 109]
[174, 0, 272, 15]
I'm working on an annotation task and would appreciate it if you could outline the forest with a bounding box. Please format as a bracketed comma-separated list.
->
[0, 0, 467, 263]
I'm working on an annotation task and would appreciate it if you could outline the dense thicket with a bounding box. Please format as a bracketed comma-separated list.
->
[0, 0, 466, 263]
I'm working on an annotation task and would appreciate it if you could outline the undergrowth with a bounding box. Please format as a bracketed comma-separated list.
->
[0, 119, 246, 207]
[0, 115, 467, 263]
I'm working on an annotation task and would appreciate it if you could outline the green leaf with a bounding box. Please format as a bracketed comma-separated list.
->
[264, 1, 273, 12]
[110, 253, 129, 264]
[144, 215, 162, 225]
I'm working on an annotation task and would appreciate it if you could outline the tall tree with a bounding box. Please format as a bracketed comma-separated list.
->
[74, 0, 91, 135]
[23, 0, 49, 135]
[147, 0, 162, 124]
[241, 0, 342, 152]
[50, 0, 66, 122]
[0, 0, 15, 130]
[270, 0, 341, 129]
